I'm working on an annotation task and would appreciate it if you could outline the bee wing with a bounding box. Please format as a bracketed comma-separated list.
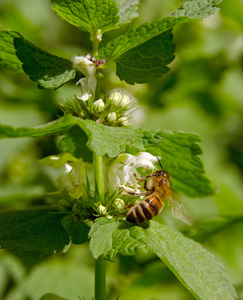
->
[167, 196, 192, 226]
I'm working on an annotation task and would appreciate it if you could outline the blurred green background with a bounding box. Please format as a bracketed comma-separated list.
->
[1, 0, 243, 299]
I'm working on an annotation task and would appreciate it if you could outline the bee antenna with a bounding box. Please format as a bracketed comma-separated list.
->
[157, 157, 163, 169]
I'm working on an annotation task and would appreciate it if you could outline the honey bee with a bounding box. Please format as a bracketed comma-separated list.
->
[123, 160, 191, 225]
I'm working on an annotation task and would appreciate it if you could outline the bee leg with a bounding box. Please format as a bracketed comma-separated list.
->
[122, 186, 149, 197]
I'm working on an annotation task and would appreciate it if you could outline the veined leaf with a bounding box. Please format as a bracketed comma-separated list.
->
[97, 16, 191, 64]
[147, 131, 214, 197]
[14, 35, 75, 89]
[89, 218, 238, 300]
[0, 30, 23, 72]
[116, 30, 175, 84]
[51, 0, 119, 34]
[170, 0, 222, 18]
[98, 0, 222, 84]
[39, 293, 69, 300]
[139, 221, 238, 300]
[0, 116, 213, 197]
[115, 0, 140, 25]
[89, 217, 147, 261]
[0, 208, 71, 256]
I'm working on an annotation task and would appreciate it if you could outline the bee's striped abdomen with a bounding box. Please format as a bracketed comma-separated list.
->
[126, 195, 164, 223]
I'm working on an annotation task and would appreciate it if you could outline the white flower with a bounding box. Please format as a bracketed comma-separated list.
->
[77, 92, 92, 101]
[108, 152, 158, 191]
[72, 55, 96, 78]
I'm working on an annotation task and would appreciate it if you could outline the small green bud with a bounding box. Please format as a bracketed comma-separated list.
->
[94, 99, 105, 113]
[112, 198, 125, 211]
[107, 112, 117, 123]
[97, 205, 107, 216]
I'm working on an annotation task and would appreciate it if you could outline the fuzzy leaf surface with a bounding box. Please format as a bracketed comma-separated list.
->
[51, 0, 119, 34]
[0, 208, 71, 256]
[89, 217, 147, 261]
[89, 219, 237, 299]
[14, 36, 75, 89]
[147, 131, 214, 197]
[170, 0, 222, 18]
[0, 116, 212, 197]
[116, 30, 175, 84]
[115, 0, 139, 25]
[133, 221, 238, 300]
[0, 31, 23, 72]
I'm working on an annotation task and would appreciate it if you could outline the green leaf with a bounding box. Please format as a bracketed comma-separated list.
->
[133, 221, 238, 300]
[146, 131, 214, 197]
[59, 126, 93, 163]
[115, 30, 175, 84]
[61, 215, 90, 244]
[115, 0, 140, 25]
[51, 0, 119, 34]
[14, 36, 75, 89]
[0, 30, 23, 72]
[170, 0, 222, 19]
[0, 208, 71, 256]
[90, 219, 237, 299]
[0, 116, 212, 197]
[89, 217, 147, 261]
[0, 115, 75, 138]
[97, 16, 191, 64]
[98, 0, 222, 72]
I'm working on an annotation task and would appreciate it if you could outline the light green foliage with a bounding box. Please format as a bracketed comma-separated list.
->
[0, 208, 71, 256]
[14, 35, 76, 89]
[89, 218, 147, 261]
[115, 0, 140, 25]
[116, 30, 175, 84]
[0, 31, 23, 72]
[51, 0, 119, 35]
[170, 0, 222, 18]
[89, 218, 238, 300]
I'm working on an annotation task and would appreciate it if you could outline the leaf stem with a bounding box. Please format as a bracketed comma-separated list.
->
[95, 256, 106, 300]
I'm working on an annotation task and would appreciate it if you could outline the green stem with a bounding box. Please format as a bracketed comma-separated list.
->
[95, 256, 106, 300]
[93, 153, 105, 203]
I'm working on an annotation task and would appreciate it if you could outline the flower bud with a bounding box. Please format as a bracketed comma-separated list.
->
[94, 99, 105, 113]
[108, 92, 130, 108]
[112, 198, 125, 211]
[107, 112, 117, 123]
[97, 205, 107, 216]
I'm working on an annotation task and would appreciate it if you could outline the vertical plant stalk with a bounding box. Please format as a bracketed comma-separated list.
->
[93, 153, 106, 300]
[95, 256, 106, 300]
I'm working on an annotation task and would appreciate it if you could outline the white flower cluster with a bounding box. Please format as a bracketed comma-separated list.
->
[109, 152, 158, 191]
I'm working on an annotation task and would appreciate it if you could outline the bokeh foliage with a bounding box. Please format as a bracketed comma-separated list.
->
[0, 0, 243, 299]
